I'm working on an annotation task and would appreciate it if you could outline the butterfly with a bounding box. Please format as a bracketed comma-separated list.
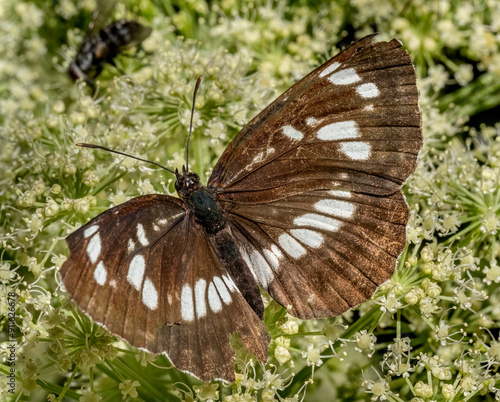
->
[60, 34, 422, 382]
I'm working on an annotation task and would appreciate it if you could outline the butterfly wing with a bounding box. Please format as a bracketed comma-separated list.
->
[60, 194, 268, 382]
[209, 36, 421, 318]
[222, 190, 407, 318]
[209, 36, 421, 203]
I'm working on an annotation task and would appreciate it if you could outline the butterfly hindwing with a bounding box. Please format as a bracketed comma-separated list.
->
[209, 37, 421, 203]
[60, 195, 269, 382]
[224, 189, 408, 318]
[152, 216, 269, 381]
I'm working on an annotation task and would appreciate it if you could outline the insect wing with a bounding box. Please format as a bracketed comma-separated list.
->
[224, 190, 408, 319]
[121, 21, 152, 47]
[209, 35, 421, 318]
[209, 36, 421, 203]
[60, 194, 268, 382]
[87, 0, 119, 36]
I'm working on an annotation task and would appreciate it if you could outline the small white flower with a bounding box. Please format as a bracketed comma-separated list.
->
[281, 320, 299, 335]
[301, 343, 323, 367]
[82, 171, 99, 187]
[355, 330, 376, 355]
[44, 199, 59, 217]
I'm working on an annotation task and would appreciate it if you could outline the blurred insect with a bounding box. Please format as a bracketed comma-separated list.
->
[68, 0, 152, 90]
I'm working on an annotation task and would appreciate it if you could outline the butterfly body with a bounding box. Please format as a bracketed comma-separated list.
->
[176, 168, 266, 318]
[61, 35, 422, 382]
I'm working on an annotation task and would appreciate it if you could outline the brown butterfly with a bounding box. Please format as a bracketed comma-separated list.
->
[60, 34, 422, 382]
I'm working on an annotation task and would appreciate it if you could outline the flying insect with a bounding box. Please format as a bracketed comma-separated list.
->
[68, 0, 152, 90]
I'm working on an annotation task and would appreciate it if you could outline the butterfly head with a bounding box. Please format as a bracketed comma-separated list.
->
[175, 166, 201, 200]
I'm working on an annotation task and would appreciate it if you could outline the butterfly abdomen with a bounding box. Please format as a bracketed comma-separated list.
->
[211, 227, 265, 319]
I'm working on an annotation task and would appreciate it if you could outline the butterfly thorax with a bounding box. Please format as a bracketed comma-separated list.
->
[175, 169, 225, 234]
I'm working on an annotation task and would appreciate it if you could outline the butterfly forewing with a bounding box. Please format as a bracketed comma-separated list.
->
[61, 195, 268, 382]
[210, 37, 421, 203]
[61, 195, 185, 332]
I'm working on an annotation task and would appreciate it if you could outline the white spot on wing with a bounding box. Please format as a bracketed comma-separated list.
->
[195, 279, 207, 318]
[306, 117, 319, 127]
[294, 213, 341, 232]
[208, 282, 222, 313]
[239, 246, 259, 282]
[250, 250, 274, 288]
[153, 224, 160, 231]
[317, 121, 359, 141]
[127, 254, 145, 291]
[263, 249, 279, 271]
[315, 199, 355, 219]
[357, 83, 380, 98]
[319, 61, 340, 77]
[142, 278, 158, 310]
[222, 275, 238, 293]
[329, 190, 352, 198]
[252, 151, 264, 163]
[94, 261, 107, 285]
[157, 219, 168, 225]
[213, 276, 231, 304]
[328, 68, 361, 85]
[84, 225, 98, 238]
[86, 233, 101, 264]
[278, 233, 306, 259]
[271, 244, 283, 259]
[364, 104, 374, 111]
[340, 142, 371, 160]
[110, 279, 117, 288]
[181, 284, 194, 321]
[282, 125, 304, 140]
[128, 239, 135, 253]
[137, 224, 149, 246]
[246, 148, 277, 171]
[290, 229, 324, 248]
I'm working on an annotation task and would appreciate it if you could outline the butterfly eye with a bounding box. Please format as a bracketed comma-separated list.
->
[174, 178, 184, 192]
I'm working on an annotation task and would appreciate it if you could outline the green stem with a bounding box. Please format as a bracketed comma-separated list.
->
[439, 73, 500, 116]
[57, 365, 79, 401]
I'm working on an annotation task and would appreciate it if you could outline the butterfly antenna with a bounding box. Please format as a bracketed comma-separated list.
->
[76, 143, 176, 174]
[185, 76, 202, 173]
